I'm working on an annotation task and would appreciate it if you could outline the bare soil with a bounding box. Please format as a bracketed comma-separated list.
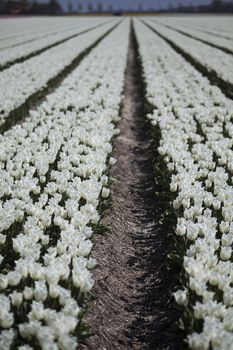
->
[81, 23, 181, 350]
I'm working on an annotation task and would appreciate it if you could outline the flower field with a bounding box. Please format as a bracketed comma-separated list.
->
[0, 15, 233, 350]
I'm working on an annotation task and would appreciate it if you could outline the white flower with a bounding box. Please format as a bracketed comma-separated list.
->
[221, 233, 233, 247]
[30, 301, 44, 321]
[0, 234, 6, 245]
[174, 289, 188, 306]
[109, 157, 116, 165]
[58, 335, 77, 350]
[77, 240, 93, 256]
[220, 221, 229, 234]
[188, 332, 209, 350]
[23, 287, 34, 301]
[186, 223, 199, 241]
[0, 329, 15, 350]
[170, 182, 178, 192]
[10, 292, 23, 307]
[101, 175, 108, 186]
[223, 288, 233, 306]
[49, 284, 60, 299]
[34, 281, 47, 302]
[87, 257, 97, 270]
[7, 271, 21, 286]
[220, 247, 232, 261]
[102, 187, 110, 199]
[1, 313, 14, 329]
[194, 302, 206, 319]
[176, 223, 186, 236]
[0, 275, 8, 290]
[63, 301, 80, 317]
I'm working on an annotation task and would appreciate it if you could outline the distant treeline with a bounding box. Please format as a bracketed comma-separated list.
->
[0, 0, 233, 16]
[166, 0, 233, 13]
[0, 0, 62, 15]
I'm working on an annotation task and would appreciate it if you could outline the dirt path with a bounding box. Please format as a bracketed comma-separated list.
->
[81, 22, 181, 350]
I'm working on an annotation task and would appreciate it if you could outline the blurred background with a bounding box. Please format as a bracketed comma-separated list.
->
[0, 0, 233, 16]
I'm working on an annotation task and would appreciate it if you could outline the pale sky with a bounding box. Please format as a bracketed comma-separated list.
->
[60, 0, 212, 11]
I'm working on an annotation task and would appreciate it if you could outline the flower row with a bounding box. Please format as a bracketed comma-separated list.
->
[153, 17, 233, 53]
[0, 17, 101, 43]
[135, 19, 233, 350]
[156, 16, 232, 40]
[0, 18, 105, 51]
[143, 17, 233, 86]
[0, 19, 129, 350]
[0, 18, 109, 68]
[0, 20, 118, 125]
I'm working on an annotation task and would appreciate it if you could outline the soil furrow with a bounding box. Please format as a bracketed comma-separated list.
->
[81, 21, 181, 350]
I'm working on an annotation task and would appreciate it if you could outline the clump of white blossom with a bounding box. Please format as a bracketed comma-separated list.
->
[135, 18, 233, 350]
[153, 17, 233, 54]
[0, 19, 129, 349]
[0, 19, 119, 125]
[0, 17, 113, 67]
[143, 18, 233, 86]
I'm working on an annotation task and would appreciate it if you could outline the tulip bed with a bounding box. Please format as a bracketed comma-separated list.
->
[0, 18, 110, 69]
[0, 18, 92, 43]
[143, 18, 233, 87]
[153, 16, 232, 41]
[151, 17, 233, 54]
[1, 15, 233, 350]
[135, 19, 233, 350]
[0, 20, 129, 349]
[0, 19, 117, 126]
